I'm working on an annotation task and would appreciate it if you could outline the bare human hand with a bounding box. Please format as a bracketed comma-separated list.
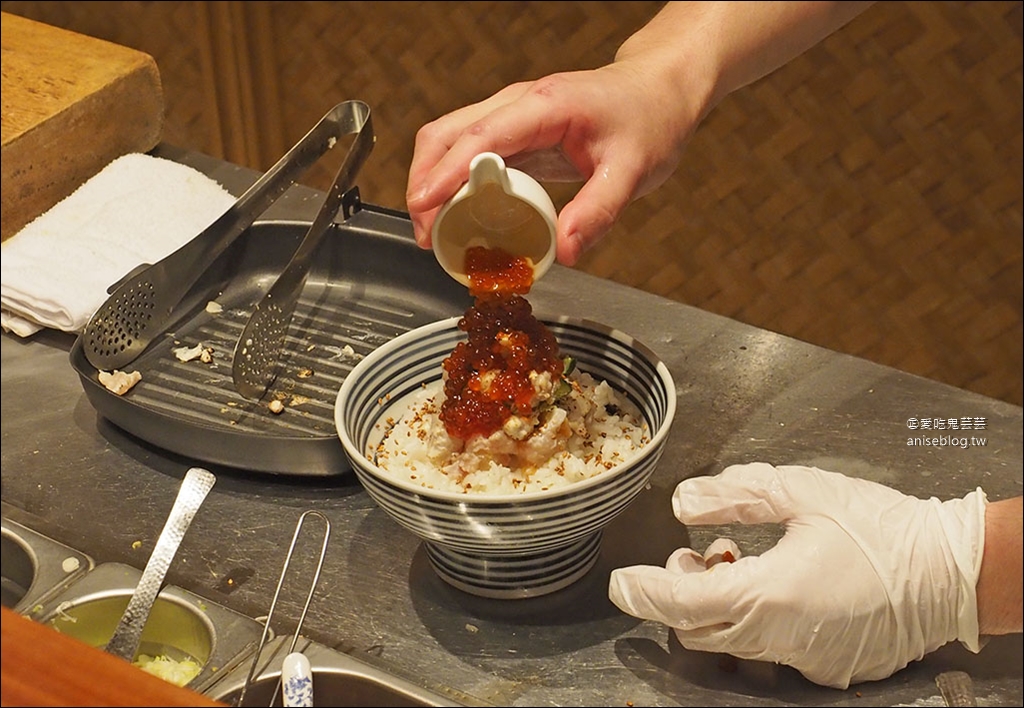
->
[406, 61, 703, 266]
[405, 2, 873, 266]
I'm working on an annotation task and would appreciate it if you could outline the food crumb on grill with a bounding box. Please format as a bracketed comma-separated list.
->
[205, 300, 223, 314]
[98, 369, 142, 395]
[172, 342, 214, 363]
[297, 367, 314, 378]
[268, 400, 285, 414]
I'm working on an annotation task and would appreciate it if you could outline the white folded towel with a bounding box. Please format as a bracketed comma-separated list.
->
[1, 153, 237, 337]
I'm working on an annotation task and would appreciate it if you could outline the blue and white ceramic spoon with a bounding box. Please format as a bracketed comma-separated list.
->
[281, 651, 313, 708]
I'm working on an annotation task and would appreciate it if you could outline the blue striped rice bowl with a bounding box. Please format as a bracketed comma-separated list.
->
[335, 315, 676, 599]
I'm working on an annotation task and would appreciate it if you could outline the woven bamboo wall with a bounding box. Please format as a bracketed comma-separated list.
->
[3, 1, 1020, 406]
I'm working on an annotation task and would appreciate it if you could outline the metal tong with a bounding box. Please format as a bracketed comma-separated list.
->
[82, 100, 374, 401]
[232, 101, 373, 399]
[236, 510, 331, 707]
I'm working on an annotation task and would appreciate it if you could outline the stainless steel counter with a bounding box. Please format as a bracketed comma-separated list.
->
[2, 146, 1021, 707]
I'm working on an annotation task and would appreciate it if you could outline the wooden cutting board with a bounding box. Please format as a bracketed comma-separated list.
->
[1, 11, 164, 240]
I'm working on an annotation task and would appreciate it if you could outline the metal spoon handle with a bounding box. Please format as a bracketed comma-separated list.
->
[936, 671, 978, 707]
[105, 467, 216, 661]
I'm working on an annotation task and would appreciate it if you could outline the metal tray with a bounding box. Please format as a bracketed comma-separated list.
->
[71, 204, 471, 476]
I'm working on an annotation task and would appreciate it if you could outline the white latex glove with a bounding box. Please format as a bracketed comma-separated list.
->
[608, 462, 988, 689]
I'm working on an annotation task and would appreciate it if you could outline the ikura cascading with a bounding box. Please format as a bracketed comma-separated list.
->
[439, 246, 563, 440]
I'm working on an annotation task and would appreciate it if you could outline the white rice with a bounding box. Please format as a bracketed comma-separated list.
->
[373, 370, 650, 494]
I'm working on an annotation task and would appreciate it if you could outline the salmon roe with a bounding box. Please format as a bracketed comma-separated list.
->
[440, 246, 563, 440]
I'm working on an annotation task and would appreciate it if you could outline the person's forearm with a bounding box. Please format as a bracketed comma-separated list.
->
[977, 495, 1023, 635]
[615, 1, 874, 119]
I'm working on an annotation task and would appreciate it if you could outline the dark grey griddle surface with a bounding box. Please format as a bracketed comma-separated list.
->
[2, 145, 1021, 707]
[70, 211, 471, 476]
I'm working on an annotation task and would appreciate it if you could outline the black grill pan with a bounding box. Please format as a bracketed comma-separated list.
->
[70, 205, 471, 476]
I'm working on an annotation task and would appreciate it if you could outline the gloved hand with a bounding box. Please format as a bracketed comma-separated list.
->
[608, 462, 988, 689]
